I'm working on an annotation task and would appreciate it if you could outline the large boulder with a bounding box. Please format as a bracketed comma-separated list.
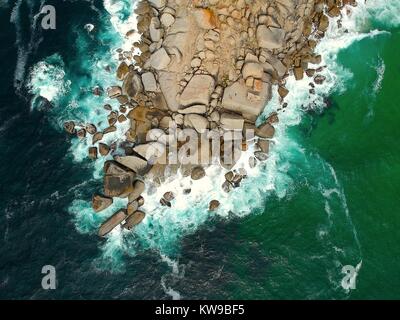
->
[255, 123, 275, 139]
[133, 142, 165, 164]
[221, 80, 271, 122]
[122, 70, 143, 98]
[141, 72, 158, 92]
[158, 71, 180, 111]
[220, 113, 244, 130]
[114, 155, 148, 174]
[92, 195, 113, 212]
[191, 166, 206, 180]
[193, 8, 218, 29]
[98, 210, 127, 237]
[123, 211, 146, 230]
[257, 25, 286, 49]
[103, 162, 136, 198]
[149, 47, 171, 70]
[129, 180, 146, 201]
[184, 114, 209, 133]
[179, 75, 215, 106]
[242, 62, 264, 79]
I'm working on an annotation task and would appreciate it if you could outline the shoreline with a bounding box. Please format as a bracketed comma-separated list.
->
[64, 0, 357, 237]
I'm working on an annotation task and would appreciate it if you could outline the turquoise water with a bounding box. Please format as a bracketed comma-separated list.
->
[1, 0, 399, 299]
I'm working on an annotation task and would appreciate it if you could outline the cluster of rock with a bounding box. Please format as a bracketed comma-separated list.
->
[64, 0, 357, 237]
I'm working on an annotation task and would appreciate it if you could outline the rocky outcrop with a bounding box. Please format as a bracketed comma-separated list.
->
[64, 0, 353, 237]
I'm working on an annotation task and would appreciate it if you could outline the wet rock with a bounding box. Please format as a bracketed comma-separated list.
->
[191, 166, 206, 180]
[254, 151, 268, 161]
[99, 143, 110, 156]
[92, 194, 113, 212]
[294, 67, 304, 80]
[258, 139, 270, 154]
[103, 162, 136, 198]
[249, 156, 257, 168]
[278, 86, 289, 98]
[137, 196, 145, 207]
[122, 70, 143, 98]
[86, 124, 97, 135]
[77, 128, 86, 139]
[130, 180, 145, 201]
[255, 123, 275, 139]
[257, 25, 286, 49]
[163, 191, 175, 202]
[103, 126, 117, 134]
[127, 200, 139, 216]
[107, 86, 122, 98]
[160, 198, 171, 207]
[222, 180, 233, 193]
[88, 147, 98, 160]
[116, 62, 129, 80]
[98, 209, 127, 237]
[92, 132, 104, 144]
[123, 211, 146, 230]
[64, 121, 76, 135]
[225, 171, 234, 182]
[209, 200, 220, 211]
[314, 74, 326, 85]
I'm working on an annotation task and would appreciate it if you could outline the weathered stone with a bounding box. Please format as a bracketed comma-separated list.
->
[222, 80, 271, 122]
[184, 114, 209, 132]
[191, 166, 206, 180]
[127, 200, 139, 216]
[89, 147, 97, 160]
[149, 47, 171, 70]
[254, 151, 268, 161]
[278, 86, 289, 98]
[99, 143, 110, 156]
[98, 210, 127, 237]
[161, 12, 175, 28]
[122, 70, 143, 98]
[314, 74, 326, 85]
[92, 194, 113, 212]
[257, 25, 286, 49]
[294, 67, 304, 80]
[123, 211, 146, 230]
[77, 128, 86, 139]
[193, 8, 218, 29]
[103, 126, 117, 134]
[163, 191, 175, 202]
[148, 0, 165, 9]
[115, 155, 148, 174]
[222, 180, 233, 193]
[86, 124, 97, 135]
[92, 132, 103, 144]
[107, 86, 122, 98]
[141, 72, 158, 92]
[116, 62, 129, 80]
[242, 62, 264, 79]
[178, 104, 207, 114]
[220, 113, 244, 130]
[180, 75, 215, 106]
[64, 121, 76, 134]
[158, 71, 180, 111]
[104, 165, 135, 197]
[255, 123, 275, 139]
[258, 139, 270, 153]
[208, 200, 220, 211]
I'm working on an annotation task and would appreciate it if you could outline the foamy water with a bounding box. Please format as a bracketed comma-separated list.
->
[26, 0, 400, 282]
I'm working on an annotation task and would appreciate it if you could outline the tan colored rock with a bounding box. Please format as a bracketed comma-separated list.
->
[220, 113, 244, 130]
[98, 209, 127, 237]
[193, 8, 218, 29]
[99, 143, 110, 156]
[257, 25, 286, 49]
[180, 75, 215, 106]
[115, 155, 148, 174]
[92, 194, 113, 212]
[123, 211, 146, 230]
[184, 114, 209, 133]
[255, 123, 275, 139]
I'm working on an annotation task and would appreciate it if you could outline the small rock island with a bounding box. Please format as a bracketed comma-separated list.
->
[64, 0, 355, 237]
